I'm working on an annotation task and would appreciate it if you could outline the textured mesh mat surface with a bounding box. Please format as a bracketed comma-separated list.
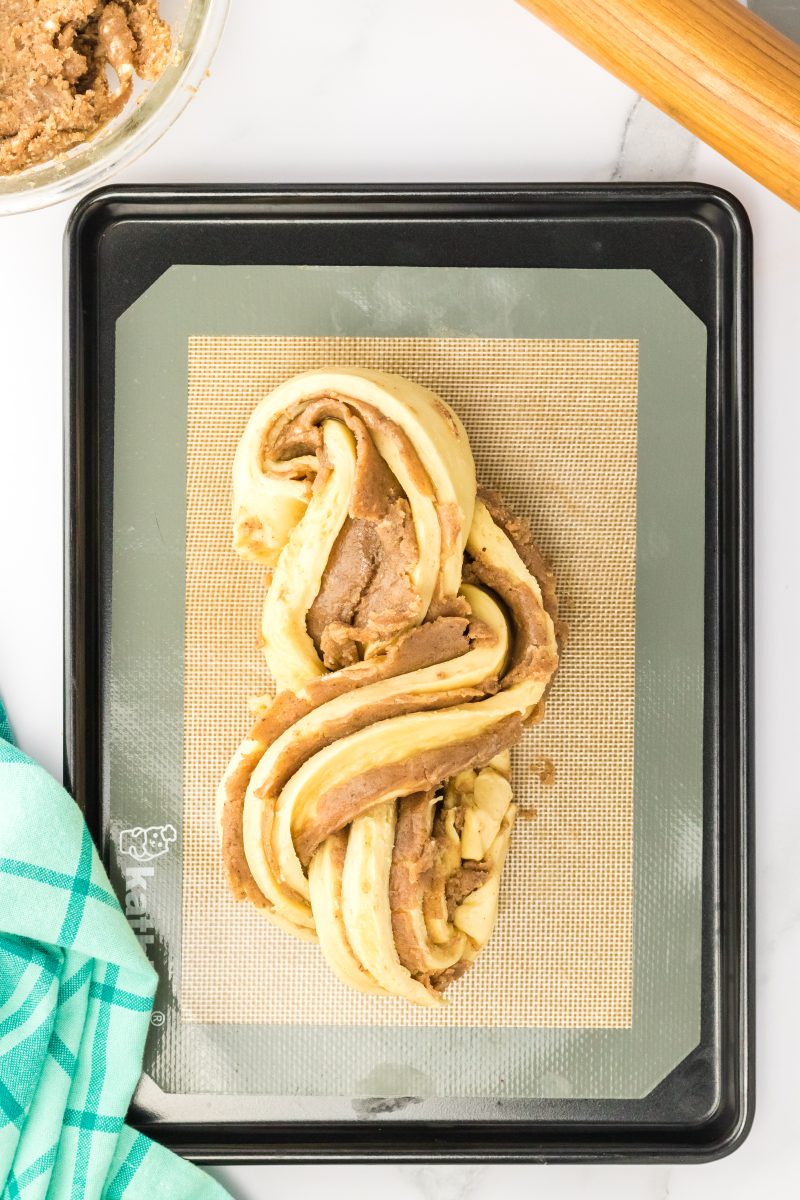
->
[182, 337, 638, 1028]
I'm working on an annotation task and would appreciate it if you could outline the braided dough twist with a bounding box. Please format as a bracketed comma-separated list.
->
[218, 368, 560, 1006]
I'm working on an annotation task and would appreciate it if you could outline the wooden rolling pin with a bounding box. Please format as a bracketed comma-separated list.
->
[515, 0, 800, 208]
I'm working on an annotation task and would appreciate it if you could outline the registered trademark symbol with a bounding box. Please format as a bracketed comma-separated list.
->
[150, 1010, 165, 1027]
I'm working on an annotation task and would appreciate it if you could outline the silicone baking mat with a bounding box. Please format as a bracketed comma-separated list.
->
[182, 336, 637, 1029]
[102, 257, 709, 1107]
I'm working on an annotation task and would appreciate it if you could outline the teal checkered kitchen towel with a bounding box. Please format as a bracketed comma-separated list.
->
[0, 701, 228, 1199]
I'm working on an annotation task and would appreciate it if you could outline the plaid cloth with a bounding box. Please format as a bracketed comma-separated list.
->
[0, 700, 228, 1199]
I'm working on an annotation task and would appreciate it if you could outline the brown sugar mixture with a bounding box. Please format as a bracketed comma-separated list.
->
[0, 1, 171, 175]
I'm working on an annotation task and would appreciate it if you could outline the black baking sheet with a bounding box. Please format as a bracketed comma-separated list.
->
[64, 185, 752, 1163]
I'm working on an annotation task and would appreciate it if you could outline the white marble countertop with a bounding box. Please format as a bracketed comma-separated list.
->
[2, 1, 799, 1196]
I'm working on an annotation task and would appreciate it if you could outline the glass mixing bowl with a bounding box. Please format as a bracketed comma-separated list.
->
[0, 0, 230, 216]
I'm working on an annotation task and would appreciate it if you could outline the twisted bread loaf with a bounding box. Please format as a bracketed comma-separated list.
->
[218, 368, 560, 1006]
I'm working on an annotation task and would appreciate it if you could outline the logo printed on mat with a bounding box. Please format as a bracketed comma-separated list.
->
[118, 823, 177, 862]
[116, 824, 176, 956]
